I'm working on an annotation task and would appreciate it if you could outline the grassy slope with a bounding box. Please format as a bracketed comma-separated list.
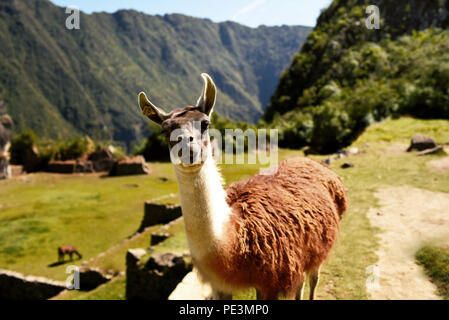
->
[0, 163, 178, 280]
[1, 117, 448, 299]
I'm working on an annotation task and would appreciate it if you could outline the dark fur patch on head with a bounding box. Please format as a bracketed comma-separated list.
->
[162, 106, 209, 131]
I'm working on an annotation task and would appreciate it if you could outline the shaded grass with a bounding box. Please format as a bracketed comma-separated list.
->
[416, 245, 449, 300]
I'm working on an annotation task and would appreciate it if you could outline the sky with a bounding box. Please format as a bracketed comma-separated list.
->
[50, 0, 333, 27]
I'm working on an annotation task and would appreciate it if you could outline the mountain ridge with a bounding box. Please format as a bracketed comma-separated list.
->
[0, 0, 311, 147]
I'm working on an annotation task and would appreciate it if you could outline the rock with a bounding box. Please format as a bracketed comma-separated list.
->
[341, 162, 354, 169]
[169, 270, 212, 300]
[126, 251, 192, 300]
[127, 249, 148, 264]
[0, 155, 10, 180]
[74, 161, 95, 173]
[78, 268, 112, 291]
[321, 158, 331, 166]
[407, 135, 437, 152]
[88, 149, 116, 172]
[0, 269, 66, 300]
[335, 149, 350, 158]
[138, 203, 182, 232]
[0, 115, 12, 149]
[22, 146, 41, 173]
[109, 156, 150, 176]
[348, 147, 359, 155]
[150, 232, 171, 246]
[0, 115, 12, 179]
[417, 146, 444, 156]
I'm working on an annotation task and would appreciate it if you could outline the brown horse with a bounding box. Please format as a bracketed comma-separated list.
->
[58, 246, 82, 262]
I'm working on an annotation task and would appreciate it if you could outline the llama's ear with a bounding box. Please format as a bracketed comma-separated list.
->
[196, 73, 217, 116]
[138, 92, 169, 125]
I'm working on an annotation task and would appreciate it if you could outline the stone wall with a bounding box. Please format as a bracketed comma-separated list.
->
[0, 269, 66, 300]
[79, 267, 112, 291]
[138, 203, 182, 232]
[126, 249, 192, 300]
[109, 156, 150, 176]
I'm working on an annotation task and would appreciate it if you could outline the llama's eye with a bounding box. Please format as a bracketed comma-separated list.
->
[201, 120, 210, 131]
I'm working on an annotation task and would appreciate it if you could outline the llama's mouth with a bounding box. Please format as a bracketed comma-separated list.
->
[180, 162, 203, 168]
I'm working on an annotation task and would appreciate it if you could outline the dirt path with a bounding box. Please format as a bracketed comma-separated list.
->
[367, 186, 449, 300]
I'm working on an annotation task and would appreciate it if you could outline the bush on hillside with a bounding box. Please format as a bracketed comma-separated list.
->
[10, 130, 38, 165]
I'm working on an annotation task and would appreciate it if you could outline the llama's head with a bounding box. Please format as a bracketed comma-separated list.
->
[138, 73, 216, 172]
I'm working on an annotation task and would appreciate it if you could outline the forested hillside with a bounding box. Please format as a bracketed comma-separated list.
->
[265, 0, 449, 153]
[0, 0, 311, 146]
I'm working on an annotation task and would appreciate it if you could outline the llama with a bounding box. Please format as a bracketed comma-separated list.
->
[58, 246, 82, 262]
[138, 74, 348, 300]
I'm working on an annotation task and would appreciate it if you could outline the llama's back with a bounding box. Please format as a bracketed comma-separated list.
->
[223, 157, 348, 293]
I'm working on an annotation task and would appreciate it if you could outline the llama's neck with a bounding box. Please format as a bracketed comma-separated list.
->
[174, 154, 232, 260]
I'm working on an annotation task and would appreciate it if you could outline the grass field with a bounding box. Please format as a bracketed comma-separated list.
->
[1, 117, 449, 299]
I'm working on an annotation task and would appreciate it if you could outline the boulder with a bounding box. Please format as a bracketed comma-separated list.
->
[341, 162, 354, 169]
[0, 269, 66, 300]
[88, 149, 116, 172]
[126, 250, 192, 300]
[109, 156, 150, 176]
[407, 135, 437, 152]
[138, 203, 182, 232]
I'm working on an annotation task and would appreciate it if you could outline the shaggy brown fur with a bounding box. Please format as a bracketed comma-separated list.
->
[204, 157, 347, 299]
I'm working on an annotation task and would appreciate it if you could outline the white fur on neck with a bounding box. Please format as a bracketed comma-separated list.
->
[174, 152, 231, 261]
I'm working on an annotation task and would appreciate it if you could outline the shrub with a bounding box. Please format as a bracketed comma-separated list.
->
[10, 130, 38, 165]
[135, 123, 170, 162]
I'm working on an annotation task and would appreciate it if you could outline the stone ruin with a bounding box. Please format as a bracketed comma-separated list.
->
[126, 249, 192, 300]
[0, 269, 66, 300]
[138, 202, 182, 233]
[109, 156, 151, 176]
[78, 267, 112, 291]
[0, 113, 12, 179]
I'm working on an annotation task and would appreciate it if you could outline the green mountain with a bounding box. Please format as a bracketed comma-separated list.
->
[0, 0, 311, 147]
[264, 0, 449, 153]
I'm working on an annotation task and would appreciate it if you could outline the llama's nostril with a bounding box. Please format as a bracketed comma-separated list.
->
[189, 136, 194, 142]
